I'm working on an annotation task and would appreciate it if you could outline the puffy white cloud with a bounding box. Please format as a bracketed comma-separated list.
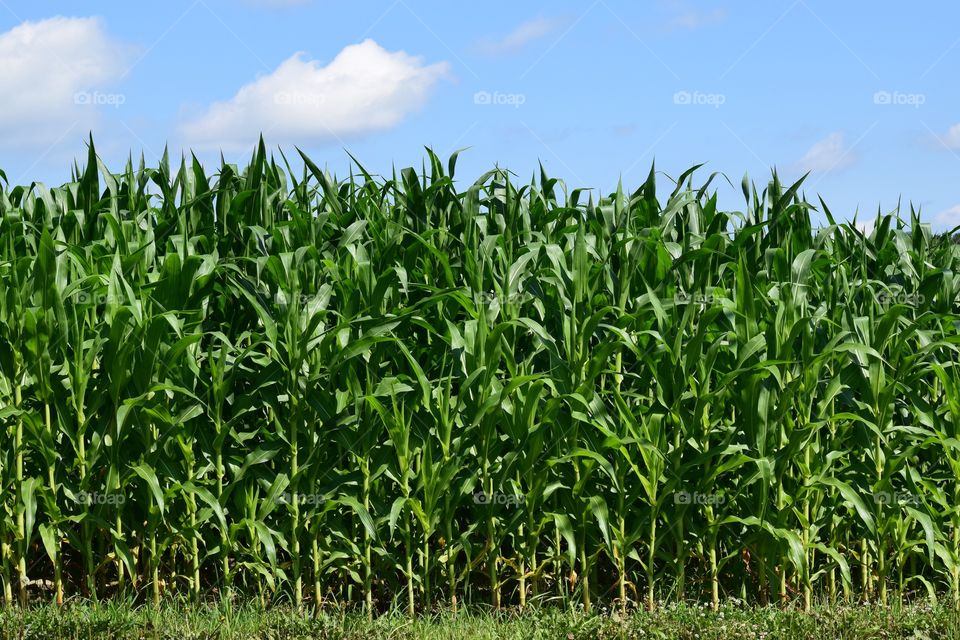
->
[475, 17, 565, 56]
[797, 131, 856, 173]
[855, 217, 877, 235]
[943, 124, 960, 149]
[0, 16, 130, 145]
[180, 39, 450, 151]
[933, 205, 960, 230]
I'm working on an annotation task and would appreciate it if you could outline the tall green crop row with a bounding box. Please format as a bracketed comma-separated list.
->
[0, 139, 959, 612]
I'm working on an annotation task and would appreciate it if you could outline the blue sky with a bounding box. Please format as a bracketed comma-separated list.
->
[1, 0, 959, 229]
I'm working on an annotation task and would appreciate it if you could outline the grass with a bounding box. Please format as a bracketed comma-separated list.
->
[1, 601, 958, 640]
[1, 137, 960, 615]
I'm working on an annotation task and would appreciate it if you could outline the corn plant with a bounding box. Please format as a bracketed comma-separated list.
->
[0, 138, 958, 613]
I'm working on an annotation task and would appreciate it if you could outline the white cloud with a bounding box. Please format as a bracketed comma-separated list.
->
[668, 8, 727, 30]
[179, 39, 450, 151]
[476, 17, 565, 56]
[943, 124, 960, 149]
[855, 217, 877, 235]
[933, 205, 960, 230]
[797, 131, 856, 173]
[0, 16, 130, 145]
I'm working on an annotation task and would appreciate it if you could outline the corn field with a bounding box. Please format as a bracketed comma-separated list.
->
[1, 138, 959, 614]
